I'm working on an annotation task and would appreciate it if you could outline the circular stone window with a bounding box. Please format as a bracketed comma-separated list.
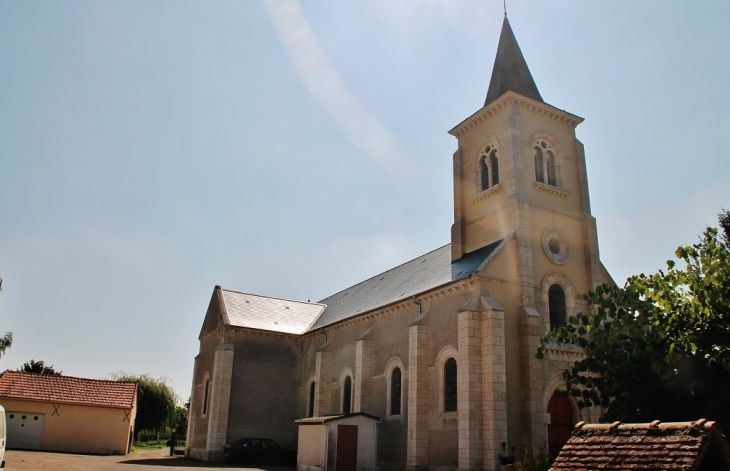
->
[543, 227, 571, 264]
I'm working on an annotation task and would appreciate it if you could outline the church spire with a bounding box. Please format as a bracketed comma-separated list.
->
[484, 17, 543, 106]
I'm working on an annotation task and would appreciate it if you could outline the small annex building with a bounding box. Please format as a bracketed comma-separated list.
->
[551, 419, 730, 470]
[295, 413, 380, 471]
[0, 371, 138, 455]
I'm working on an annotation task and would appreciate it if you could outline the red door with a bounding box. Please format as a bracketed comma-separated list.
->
[336, 425, 358, 471]
[547, 395, 573, 458]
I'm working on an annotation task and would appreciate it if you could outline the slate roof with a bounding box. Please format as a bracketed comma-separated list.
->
[551, 419, 730, 470]
[309, 239, 504, 331]
[221, 289, 326, 335]
[484, 17, 543, 106]
[0, 371, 137, 409]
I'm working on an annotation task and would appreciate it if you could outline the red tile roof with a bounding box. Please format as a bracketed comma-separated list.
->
[0, 371, 137, 409]
[551, 419, 730, 470]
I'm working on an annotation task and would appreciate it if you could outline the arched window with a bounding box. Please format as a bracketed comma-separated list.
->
[547, 394, 573, 458]
[308, 382, 315, 417]
[390, 367, 402, 415]
[202, 378, 210, 415]
[444, 358, 457, 412]
[546, 150, 557, 186]
[534, 140, 558, 187]
[490, 153, 499, 186]
[534, 146, 545, 183]
[479, 144, 499, 192]
[480, 156, 490, 191]
[549, 284, 567, 330]
[342, 376, 352, 414]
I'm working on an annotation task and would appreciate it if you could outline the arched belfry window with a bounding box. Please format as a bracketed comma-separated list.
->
[390, 367, 402, 415]
[534, 140, 558, 187]
[342, 376, 352, 414]
[549, 284, 567, 330]
[444, 358, 457, 412]
[479, 144, 499, 192]
[308, 382, 315, 417]
[490, 153, 499, 186]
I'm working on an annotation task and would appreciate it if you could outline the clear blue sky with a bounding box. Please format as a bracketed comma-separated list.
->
[1, 1, 728, 400]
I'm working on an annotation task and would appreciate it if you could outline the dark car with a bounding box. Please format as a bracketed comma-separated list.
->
[223, 437, 296, 464]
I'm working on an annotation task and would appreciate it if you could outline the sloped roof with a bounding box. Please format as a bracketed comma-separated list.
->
[296, 412, 381, 425]
[0, 371, 137, 409]
[551, 419, 730, 470]
[221, 289, 326, 335]
[484, 17, 542, 106]
[309, 239, 504, 331]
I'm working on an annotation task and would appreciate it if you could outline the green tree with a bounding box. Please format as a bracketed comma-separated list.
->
[19, 359, 61, 375]
[111, 373, 177, 439]
[0, 276, 12, 358]
[0, 332, 12, 359]
[538, 210, 730, 430]
[170, 405, 189, 436]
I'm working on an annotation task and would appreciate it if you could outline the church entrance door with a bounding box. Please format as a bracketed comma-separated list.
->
[335, 424, 358, 471]
[547, 394, 573, 458]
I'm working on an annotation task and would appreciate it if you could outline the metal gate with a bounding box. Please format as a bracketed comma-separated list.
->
[6, 411, 44, 450]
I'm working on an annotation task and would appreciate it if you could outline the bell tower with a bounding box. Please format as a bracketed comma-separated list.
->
[449, 16, 602, 292]
[448, 16, 605, 445]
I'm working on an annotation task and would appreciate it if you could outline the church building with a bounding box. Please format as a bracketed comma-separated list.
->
[186, 16, 611, 470]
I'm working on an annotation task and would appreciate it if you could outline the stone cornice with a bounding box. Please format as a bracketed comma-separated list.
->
[448, 91, 584, 138]
[227, 324, 302, 340]
[543, 344, 586, 363]
[472, 183, 503, 204]
[306, 278, 479, 336]
[533, 181, 570, 199]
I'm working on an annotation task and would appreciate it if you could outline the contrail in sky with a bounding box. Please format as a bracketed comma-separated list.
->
[265, 0, 419, 175]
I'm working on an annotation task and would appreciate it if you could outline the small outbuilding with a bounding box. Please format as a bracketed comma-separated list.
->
[295, 413, 379, 471]
[551, 419, 730, 470]
[0, 371, 137, 455]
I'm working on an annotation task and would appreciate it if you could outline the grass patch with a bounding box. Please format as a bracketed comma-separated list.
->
[133, 440, 168, 450]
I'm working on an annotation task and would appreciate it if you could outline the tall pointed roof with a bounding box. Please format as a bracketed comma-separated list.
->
[484, 17, 543, 106]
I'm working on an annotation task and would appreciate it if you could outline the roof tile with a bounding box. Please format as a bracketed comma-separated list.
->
[0, 371, 137, 409]
[552, 420, 730, 471]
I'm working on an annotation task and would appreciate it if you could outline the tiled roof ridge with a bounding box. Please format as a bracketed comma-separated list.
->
[318, 243, 450, 303]
[575, 419, 715, 432]
[220, 287, 326, 307]
[1, 370, 136, 385]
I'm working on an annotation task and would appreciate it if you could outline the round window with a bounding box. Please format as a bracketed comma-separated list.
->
[542, 228, 571, 264]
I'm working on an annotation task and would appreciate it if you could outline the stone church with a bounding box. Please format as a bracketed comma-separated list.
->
[186, 16, 611, 470]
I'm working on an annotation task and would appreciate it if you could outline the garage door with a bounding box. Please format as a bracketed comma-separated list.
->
[6, 411, 44, 450]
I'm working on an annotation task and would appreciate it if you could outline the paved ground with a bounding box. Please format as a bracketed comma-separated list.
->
[3, 448, 296, 471]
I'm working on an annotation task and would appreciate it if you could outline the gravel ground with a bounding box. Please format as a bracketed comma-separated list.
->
[3, 448, 296, 471]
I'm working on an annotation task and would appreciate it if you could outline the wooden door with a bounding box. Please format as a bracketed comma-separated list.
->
[547, 395, 573, 458]
[336, 424, 358, 471]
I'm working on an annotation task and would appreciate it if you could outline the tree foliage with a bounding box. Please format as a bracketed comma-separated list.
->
[0, 332, 12, 359]
[0, 276, 12, 359]
[19, 359, 61, 375]
[111, 373, 177, 437]
[538, 210, 730, 430]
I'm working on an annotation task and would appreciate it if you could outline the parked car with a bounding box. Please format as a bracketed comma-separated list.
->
[223, 437, 296, 464]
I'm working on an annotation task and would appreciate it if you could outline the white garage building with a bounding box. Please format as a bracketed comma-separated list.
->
[0, 371, 137, 455]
